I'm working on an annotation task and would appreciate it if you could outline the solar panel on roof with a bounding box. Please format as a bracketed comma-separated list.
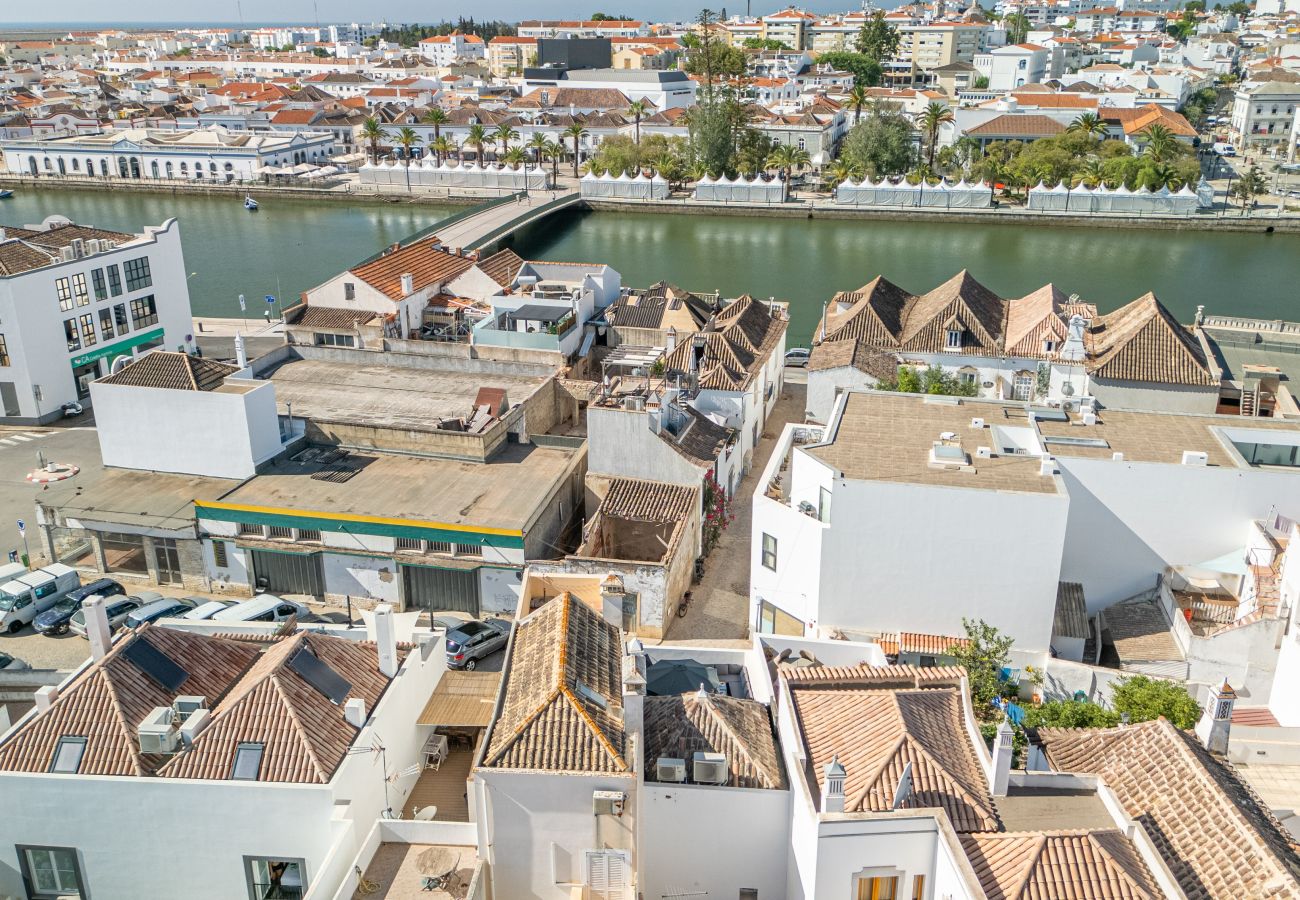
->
[122, 636, 189, 692]
[288, 646, 352, 705]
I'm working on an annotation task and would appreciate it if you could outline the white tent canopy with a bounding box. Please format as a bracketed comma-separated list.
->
[579, 170, 670, 200]
[835, 177, 992, 208]
[360, 159, 549, 190]
[693, 173, 787, 203]
[1027, 180, 1206, 215]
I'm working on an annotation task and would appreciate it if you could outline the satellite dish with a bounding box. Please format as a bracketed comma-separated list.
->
[1061, 381, 1075, 397]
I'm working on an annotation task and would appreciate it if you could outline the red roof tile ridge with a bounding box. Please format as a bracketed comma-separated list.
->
[271, 670, 330, 782]
[97, 666, 148, 777]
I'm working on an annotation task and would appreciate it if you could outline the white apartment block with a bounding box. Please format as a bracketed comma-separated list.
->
[417, 33, 486, 66]
[1232, 81, 1300, 154]
[974, 43, 1051, 90]
[0, 217, 192, 422]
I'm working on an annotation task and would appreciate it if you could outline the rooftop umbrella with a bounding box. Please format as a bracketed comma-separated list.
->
[646, 659, 721, 696]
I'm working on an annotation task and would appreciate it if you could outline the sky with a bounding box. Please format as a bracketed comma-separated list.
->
[2, 0, 877, 27]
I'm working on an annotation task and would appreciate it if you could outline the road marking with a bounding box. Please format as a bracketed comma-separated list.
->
[0, 440, 14, 447]
[9, 435, 32, 442]
[22, 433, 45, 439]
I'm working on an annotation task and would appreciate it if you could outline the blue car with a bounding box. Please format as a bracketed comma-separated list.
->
[32, 578, 124, 636]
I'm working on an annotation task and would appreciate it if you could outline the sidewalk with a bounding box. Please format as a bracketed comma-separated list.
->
[193, 316, 286, 338]
[661, 378, 807, 647]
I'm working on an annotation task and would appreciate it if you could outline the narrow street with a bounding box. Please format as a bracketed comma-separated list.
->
[662, 374, 807, 647]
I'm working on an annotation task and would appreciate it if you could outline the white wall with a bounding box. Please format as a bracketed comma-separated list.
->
[91, 379, 280, 479]
[322, 552, 401, 605]
[479, 566, 522, 614]
[477, 769, 637, 900]
[587, 406, 705, 487]
[639, 783, 789, 900]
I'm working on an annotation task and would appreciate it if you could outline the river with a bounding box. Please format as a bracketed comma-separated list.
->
[5, 188, 1298, 344]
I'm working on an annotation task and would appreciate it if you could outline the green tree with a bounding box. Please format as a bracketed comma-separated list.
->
[855, 10, 901, 62]
[815, 51, 883, 88]
[973, 75, 990, 89]
[839, 107, 916, 178]
[627, 99, 648, 145]
[1141, 123, 1178, 162]
[528, 132, 551, 163]
[421, 106, 449, 156]
[466, 123, 489, 165]
[1233, 163, 1268, 207]
[1004, 12, 1031, 44]
[919, 101, 954, 169]
[948, 618, 1017, 719]
[685, 9, 745, 84]
[1067, 112, 1108, 139]
[733, 127, 775, 176]
[565, 123, 589, 176]
[1022, 699, 1121, 729]
[824, 157, 865, 189]
[393, 126, 422, 192]
[742, 37, 790, 50]
[501, 146, 528, 168]
[542, 138, 564, 183]
[847, 84, 870, 126]
[765, 144, 811, 180]
[360, 117, 387, 165]
[685, 88, 750, 176]
[428, 135, 453, 166]
[1224, 0, 1249, 13]
[493, 123, 520, 162]
[1110, 676, 1201, 729]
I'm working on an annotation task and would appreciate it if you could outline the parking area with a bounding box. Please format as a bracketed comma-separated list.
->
[0, 424, 101, 564]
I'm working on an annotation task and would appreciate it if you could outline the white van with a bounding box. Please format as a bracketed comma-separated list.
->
[0, 564, 81, 634]
[1213, 142, 1237, 156]
[211, 595, 310, 624]
[0, 562, 28, 586]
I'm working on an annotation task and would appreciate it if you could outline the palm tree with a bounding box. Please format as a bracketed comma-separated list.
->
[542, 139, 564, 184]
[848, 84, 869, 126]
[428, 135, 453, 166]
[527, 132, 550, 164]
[493, 124, 520, 165]
[1142, 123, 1178, 163]
[1145, 163, 1180, 190]
[393, 126, 421, 192]
[765, 144, 811, 180]
[1076, 157, 1106, 188]
[1004, 12, 1030, 44]
[564, 123, 589, 177]
[502, 147, 528, 169]
[466, 124, 489, 165]
[825, 158, 864, 189]
[421, 106, 449, 152]
[686, 159, 710, 183]
[1067, 112, 1108, 139]
[627, 99, 648, 144]
[919, 101, 954, 169]
[361, 117, 387, 165]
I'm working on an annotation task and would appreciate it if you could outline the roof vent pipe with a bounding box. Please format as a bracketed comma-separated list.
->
[374, 603, 398, 678]
[400, 272, 415, 296]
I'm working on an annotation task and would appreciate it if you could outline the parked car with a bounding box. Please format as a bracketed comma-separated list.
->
[126, 596, 197, 630]
[182, 599, 236, 620]
[0, 565, 81, 634]
[212, 595, 311, 624]
[784, 347, 811, 367]
[70, 595, 145, 639]
[1213, 142, 1237, 157]
[445, 618, 511, 670]
[33, 578, 128, 636]
[0, 651, 29, 671]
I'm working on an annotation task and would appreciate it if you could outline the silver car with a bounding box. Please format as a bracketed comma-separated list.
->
[69, 595, 147, 639]
[445, 618, 510, 670]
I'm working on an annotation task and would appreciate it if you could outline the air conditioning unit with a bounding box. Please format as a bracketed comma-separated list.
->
[622, 395, 645, 411]
[137, 705, 181, 754]
[1182, 450, 1209, 467]
[70, 238, 85, 258]
[593, 790, 626, 816]
[976, 446, 993, 459]
[656, 757, 687, 783]
[692, 751, 728, 785]
[172, 695, 206, 720]
[60, 246, 75, 262]
[1082, 411, 1097, 426]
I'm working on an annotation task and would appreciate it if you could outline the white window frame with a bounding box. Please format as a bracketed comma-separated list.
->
[584, 849, 631, 900]
[945, 328, 962, 350]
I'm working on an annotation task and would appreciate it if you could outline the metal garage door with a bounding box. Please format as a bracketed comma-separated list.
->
[249, 550, 325, 598]
[402, 564, 480, 616]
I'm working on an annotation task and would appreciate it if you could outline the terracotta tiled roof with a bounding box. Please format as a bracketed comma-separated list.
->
[644, 692, 785, 789]
[0, 223, 136, 275]
[1040, 718, 1300, 899]
[780, 664, 967, 687]
[807, 338, 898, 381]
[599, 477, 696, 523]
[98, 351, 239, 391]
[284, 304, 379, 329]
[159, 632, 402, 783]
[790, 683, 999, 830]
[658, 403, 735, 466]
[604, 282, 712, 331]
[898, 270, 1006, 355]
[966, 114, 1067, 137]
[0, 627, 259, 777]
[473, 247, 524, 288]
[482, 593, 628, 773]
[961, 830, 1163, 899]
[1101, 595, 1184, 666]
[877, 632, 971, 656]
[1054, 582, 1089, 640]
[349, 236, 476, 301]
[661, 295, 786, 391]
[1087, 292, 1216, 386]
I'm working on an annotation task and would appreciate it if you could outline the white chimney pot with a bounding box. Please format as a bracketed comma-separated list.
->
[34, 685, 58, 713]
[374, 603, 398, 678]
[344, 697, 367, 728]
[85, 595, 112, 662]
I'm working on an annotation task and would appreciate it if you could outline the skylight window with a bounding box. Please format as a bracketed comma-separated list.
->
[575, 680, 608, 710]
[50, 736, 87, 774]
[231, 742, 265, 781]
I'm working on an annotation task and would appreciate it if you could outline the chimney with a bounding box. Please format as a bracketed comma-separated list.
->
[665, 326, 677, 352]
[344, 697, 367, 728]
[33, 685, 58, 714]
[399, 273, 414, 296]
[821, 756, 846, 813]
[374, 603, 398, 677]
[1194, 678, 1235, 755]
[991, 719, 1014, 796]
[84, 595, 112, 662]
[234, 333, 248, 369]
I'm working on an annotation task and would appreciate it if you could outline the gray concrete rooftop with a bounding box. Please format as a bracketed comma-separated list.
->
[217, 443, 578, 531]
[994, 785, 1117, 833]
[263, 357, 550, 432]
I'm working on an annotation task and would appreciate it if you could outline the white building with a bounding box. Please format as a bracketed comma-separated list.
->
[0, 216, 192, 422]
[752, 386, 1300, 658]
[417, 33, 486, 66]
[522, 68, 698, 110]
[1, 126, 336, 181]
[973, 43, 1052, 90]
[0, 605, 446, 900]
[1232, 80, 1300, 155]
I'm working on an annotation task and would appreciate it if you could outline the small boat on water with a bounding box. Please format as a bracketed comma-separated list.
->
[244, 195, 259, 211]
[0, 190, 13, 199]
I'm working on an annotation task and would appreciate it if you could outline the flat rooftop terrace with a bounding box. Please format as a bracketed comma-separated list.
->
[262, 357, 550, 432]
[43, 466, 241, 531]
[807, 392, 1058, 495]
[214, 442, 577, 532]
[1035, 407, 1300, 466]
[994, 784, 1117, 832]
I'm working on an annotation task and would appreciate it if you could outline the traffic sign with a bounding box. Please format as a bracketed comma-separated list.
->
[15, 519, 24, 534]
